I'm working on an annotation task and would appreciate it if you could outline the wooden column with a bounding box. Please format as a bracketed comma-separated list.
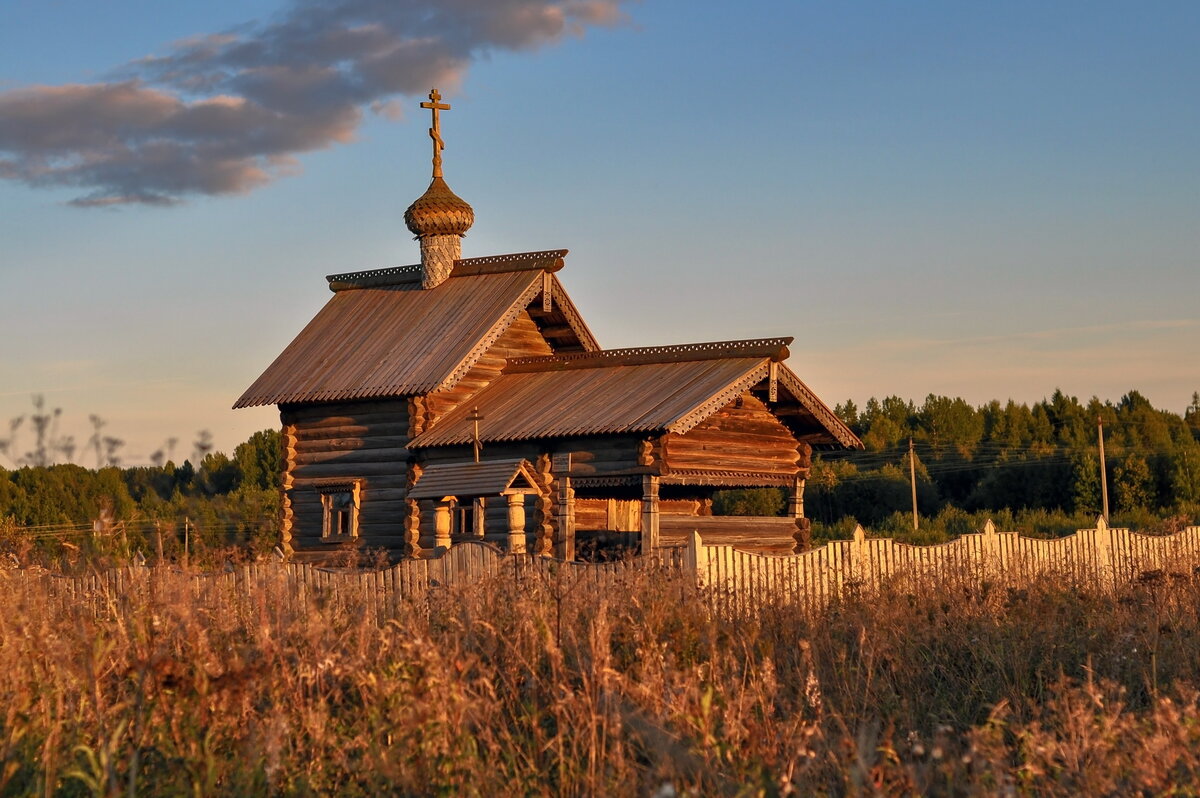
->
[788, 476, 806, 518]
[641, 474, 660, 554]
[534, 454, 555, 556]
[792, 443, 814, 553]
[555, 477, 576, 561]
[434, 500, 453, 552]
[553, 453, 575, 561]
[507, 493, 527, 554]
[473, 497, 487, 539]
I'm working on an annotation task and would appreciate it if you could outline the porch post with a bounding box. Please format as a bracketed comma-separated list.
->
[641, 474, 660, 554]
[473, 497, 487, 539]
[555, 476, 576, 561]
[506, 493, 527, 554]
[788, 476, 806, 518]
[434, 499, 453, 552]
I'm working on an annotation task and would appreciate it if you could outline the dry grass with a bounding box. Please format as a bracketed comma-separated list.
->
[3, 560, 1200, 796]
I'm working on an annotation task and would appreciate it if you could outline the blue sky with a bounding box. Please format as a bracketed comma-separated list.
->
[1, 0, 1198, 465]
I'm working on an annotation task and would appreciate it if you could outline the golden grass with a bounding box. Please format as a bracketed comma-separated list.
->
[3, 561, 1200, 795]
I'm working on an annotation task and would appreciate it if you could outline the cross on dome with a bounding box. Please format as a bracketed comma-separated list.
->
[420, 89, 451, 178]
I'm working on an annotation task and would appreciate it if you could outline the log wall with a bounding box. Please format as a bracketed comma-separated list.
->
[660, 516, 798, 554]
[281, 399, 411, 554]
[663, 393, 800, 478]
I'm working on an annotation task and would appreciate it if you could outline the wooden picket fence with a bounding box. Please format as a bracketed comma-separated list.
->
[690, 518, 1200, 616]
[9, 519, 1200, 618]
[18, 541, 690, 621]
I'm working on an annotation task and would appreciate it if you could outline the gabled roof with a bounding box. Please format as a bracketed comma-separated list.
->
[407, 458, 540, 500]
[233, 251, 598, 409]
[408, 339, 863, 450]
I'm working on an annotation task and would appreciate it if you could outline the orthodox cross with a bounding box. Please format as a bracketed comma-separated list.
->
[468, 406, 483, 463]
[420, 88, 451, 178]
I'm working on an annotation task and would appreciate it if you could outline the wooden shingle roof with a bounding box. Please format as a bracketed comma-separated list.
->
[233, 252, 597, 409]
[408, 340, 862, 449]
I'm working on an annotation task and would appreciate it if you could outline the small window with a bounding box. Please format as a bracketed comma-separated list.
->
[317, 481, 361, 541]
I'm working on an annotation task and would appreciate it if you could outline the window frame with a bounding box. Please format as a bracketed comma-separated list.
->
[315, 480, 362, 542]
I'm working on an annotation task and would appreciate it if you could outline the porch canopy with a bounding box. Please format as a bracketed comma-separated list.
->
[407, 458, 541, 500]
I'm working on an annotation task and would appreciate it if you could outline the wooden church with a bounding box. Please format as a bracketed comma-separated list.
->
[235, 90, 862, 562]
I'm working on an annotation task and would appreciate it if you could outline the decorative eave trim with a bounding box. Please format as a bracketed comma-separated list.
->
[508, 338, 790, 373]
[571, 475, 642, 488]
[326, 264, 422, 291]
[545, 273, 600, 352]
[659, 470, 797, 487]
[665, 362, 772, 436]
[306, 477, 364, 493]
[775, 365, 864, 450]
[432, 274, 546, 392]
[431, 271, 599, 393]
[325, 250, 568, 292]
[450, 249, 568, 278]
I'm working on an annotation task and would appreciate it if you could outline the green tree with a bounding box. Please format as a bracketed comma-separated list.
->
[1113, 454, 1154, 512]
[1070, 452, 1102, 515]
[234, 429, 282, 492]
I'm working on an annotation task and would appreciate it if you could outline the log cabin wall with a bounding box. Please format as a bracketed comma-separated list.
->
[423, 311, 554, 423]
[663, 392, 800, 479]
[281, 399, 411, 554]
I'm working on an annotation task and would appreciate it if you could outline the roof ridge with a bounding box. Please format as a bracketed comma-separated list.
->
[506, 338, 793, 373]
[451, 249, 567, 277]
[325, 249, 568, 291]
[326, 264, 422, 291]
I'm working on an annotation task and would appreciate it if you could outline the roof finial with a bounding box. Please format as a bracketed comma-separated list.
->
[420, 88, 451, 178]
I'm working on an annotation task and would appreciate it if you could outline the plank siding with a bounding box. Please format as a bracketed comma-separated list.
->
[664, 393, 800, 478]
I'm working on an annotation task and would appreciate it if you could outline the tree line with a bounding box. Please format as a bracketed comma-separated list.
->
[3, 389, 1199, 550]
[717, 389, 1200, 540]
[0, 430, 282, 557]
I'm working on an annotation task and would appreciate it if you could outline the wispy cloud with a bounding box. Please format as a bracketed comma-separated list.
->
[0, 0, 630, 207]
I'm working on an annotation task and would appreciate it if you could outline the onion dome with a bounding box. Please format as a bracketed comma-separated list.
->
[404, 176, 474, 239]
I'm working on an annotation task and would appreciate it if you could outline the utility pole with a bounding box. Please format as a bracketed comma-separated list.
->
[909, 438, 919, 531]
[1097, 416, 1110, 523]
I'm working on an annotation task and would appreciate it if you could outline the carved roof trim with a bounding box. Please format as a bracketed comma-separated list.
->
[659, 470, 798, 487]
[434, 278, 545, 391]
[325, 250, 568, 292]
[326, 264, 423, 291]
[664, 362, 772, 436]
[451, 249, 567, 277]
[775, 365, 864, 450]
[507, 338, 792, 373]
[544, 272, 600, 353]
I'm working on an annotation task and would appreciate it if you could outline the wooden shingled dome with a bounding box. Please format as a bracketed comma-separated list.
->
[404, 176, 474, 239]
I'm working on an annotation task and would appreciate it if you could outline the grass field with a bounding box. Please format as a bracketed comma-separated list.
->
[3, 560, 1200, 796]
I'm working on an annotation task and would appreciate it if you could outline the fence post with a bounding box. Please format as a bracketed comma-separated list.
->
[684, 531, 708, 590]
[982, 519, 1000, 578]
[1093, 515, 1115, 589]
[850, 525, 867, 586]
